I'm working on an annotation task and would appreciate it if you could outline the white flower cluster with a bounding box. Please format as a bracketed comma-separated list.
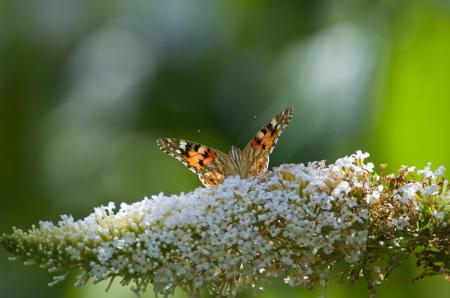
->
[2, 151, 449, 297]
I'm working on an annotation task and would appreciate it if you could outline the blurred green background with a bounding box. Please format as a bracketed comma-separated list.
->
[1, 0, 450, 297]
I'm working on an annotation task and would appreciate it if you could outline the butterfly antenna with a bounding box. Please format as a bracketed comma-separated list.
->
[195, 128, 225, 148]
[235, 112, 260, 145]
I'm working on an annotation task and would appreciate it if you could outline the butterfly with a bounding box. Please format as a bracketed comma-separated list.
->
[157, 107, 294, 187]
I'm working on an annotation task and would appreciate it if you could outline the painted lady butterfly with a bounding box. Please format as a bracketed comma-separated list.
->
[157, 107, 294, 187]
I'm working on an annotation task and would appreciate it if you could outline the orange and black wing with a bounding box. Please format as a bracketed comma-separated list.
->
[242, 107, 294, 176]
[157, 138, 231, 187]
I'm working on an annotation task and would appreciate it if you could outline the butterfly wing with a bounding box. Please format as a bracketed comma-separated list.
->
[241, 107, 294, 176]
[157, 138, 232, 187]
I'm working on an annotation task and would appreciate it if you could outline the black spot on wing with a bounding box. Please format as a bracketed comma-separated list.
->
[181, 142, 192, 156]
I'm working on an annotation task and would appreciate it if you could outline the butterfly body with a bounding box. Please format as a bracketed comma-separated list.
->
[157, 107, 293, 187]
